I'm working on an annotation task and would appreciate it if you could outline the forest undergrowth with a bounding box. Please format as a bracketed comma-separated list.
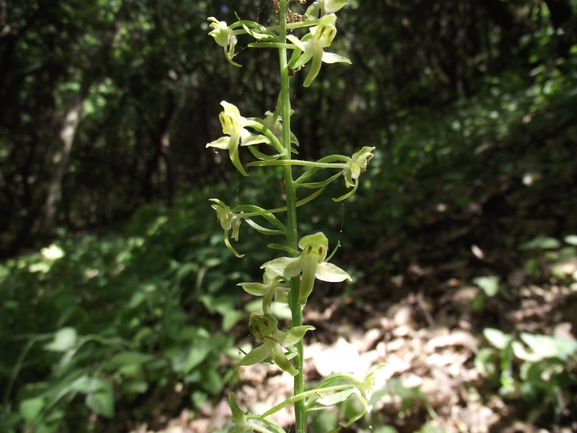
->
[130, 90, 577, 433]
[1, 70, 577, 433]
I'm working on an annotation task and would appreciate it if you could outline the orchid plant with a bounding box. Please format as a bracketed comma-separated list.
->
[206, 1, 381, 432]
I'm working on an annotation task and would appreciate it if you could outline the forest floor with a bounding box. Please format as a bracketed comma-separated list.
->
[141, 224, 577, 433]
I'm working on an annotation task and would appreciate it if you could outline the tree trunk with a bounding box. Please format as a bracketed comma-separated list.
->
[39, 95, 83, 235]
[38, 0, 131, 236]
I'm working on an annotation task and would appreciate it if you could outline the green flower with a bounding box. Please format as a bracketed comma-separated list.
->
[207, 17, 241, 67]
[239, 313, 314, 376]
[261, 233, 351, 305]
[329, 146, 375, 202]
[238, 269, 290, 315]
[305, 0, 350, 18]
[253, 109, 299, 150]
[343, 146, 375, 188]
[206, 101, 270, 176]
[210, 198, 244, 258]
[287, 14, 351, 87]
[342, 363, 386, 427]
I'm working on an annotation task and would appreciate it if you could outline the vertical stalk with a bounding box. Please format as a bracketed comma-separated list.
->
[278, 1, 305, 432]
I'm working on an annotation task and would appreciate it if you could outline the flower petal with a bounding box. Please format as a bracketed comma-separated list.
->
[315, 262, 352, 282]
[206, 136, 232, 150]
[268, 342, 299, 376]
[285, 256, 306, 278]
[261, 256, 300, 277]
[238, 282, 269, 296]
[238, 344, 269, 366]
[298, 232, 329, 253]
[287, 34, 306, 51]
[322, 52, 352, 64]
[281, 325, 315, 346]
[240, 131, 270, 146]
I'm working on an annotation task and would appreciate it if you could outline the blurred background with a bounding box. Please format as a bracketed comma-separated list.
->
[1, 0, 576, 432]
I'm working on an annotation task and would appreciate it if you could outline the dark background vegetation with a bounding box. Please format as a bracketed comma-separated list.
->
[1, 0, 577, 432]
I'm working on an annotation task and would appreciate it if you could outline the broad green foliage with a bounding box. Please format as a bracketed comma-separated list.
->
[518, 234, 577, 282]
[473, 235, 577, 423]
[0, 190, 257, 433]
[476, 327, 577, 423]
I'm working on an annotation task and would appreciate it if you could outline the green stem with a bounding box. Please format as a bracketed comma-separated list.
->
[249, 160, 348, 170]
[4, 337, 35, 405]
[232, 185, 325, 217]
[278, 1, 305, 432]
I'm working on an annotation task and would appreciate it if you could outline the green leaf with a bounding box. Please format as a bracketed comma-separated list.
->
[122, 380, 149, 394]
[70, 376, 110, 394]
[514, 333, 577, 361]
[44, 327, 77, 352]
[519, 361, 543, 382]
[483, 328, 513, 350]
[222, 310, 244, 332]
[127, 291, 146, 309]
[316, 388, 355, 406]
[85, 389, 114, 418]
[20, 397, 46, 423]
[102, 351, 154, 371]
[415, 421, 444, 433]
[179, 346, 211, 374]
[474, 348, 498, 381]
[373, 427, 399, 433]
[310, 410, 339, 432]
[175, 262, 199, 281]
[199, 365, 224, 395]
[523, 258, 540, 277]
[564, 235, 577, 246]
[238, 344, 269, 366]
[472, 276, 500, 297]
[191, 390, 208, 409]
[518, 235, 560, 250]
